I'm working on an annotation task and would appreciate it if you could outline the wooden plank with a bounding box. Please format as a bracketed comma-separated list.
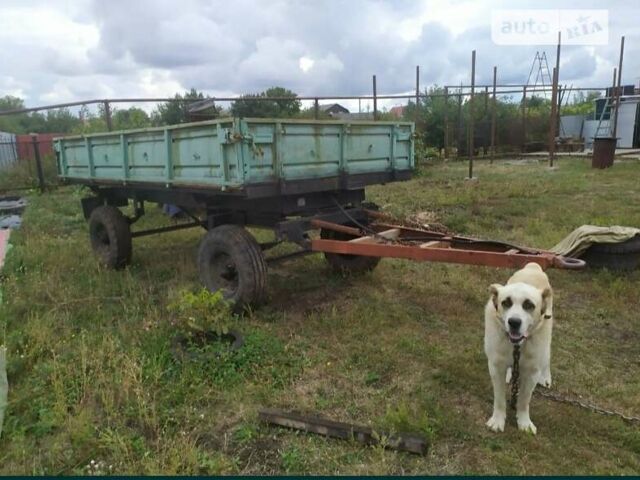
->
[419, 240, 449, 249]
[350, 228, 400, 244]
[258, 408, 428, 455]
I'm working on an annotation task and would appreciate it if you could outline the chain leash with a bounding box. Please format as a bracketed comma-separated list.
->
[509, 344, 521, 411]
[534, 388, 640, 425]
[509, 341, 638, 424]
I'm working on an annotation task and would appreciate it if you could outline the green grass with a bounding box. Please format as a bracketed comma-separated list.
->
[1, 157, 639, 474]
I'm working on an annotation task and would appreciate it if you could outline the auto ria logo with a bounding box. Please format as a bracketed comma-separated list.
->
[492, 9, 608, 45]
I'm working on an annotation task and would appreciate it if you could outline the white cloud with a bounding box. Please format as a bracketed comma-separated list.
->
[0, 0, 638, 109]
[299, 56, 314, 73]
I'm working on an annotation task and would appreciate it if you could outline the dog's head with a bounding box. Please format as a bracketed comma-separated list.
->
[489, 282, 551, 345]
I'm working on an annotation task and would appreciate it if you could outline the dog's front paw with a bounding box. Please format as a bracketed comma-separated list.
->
[517, 418, 537, 435]
[538, 372, 552, 388]
[486, 413, 506, 432]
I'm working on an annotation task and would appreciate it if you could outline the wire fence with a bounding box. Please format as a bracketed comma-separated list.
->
[0, 75, 608, 192]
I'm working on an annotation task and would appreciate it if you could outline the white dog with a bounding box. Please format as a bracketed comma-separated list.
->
[484, 262, 553, 434]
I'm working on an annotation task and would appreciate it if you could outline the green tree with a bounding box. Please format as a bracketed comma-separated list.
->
[231, 87, 301, 118]
[0, 96, 30, 133]
[44, 108, 81, 133]
[152, 88, 218, 126]
[113, 107, 151, 130]
[0, 97, 82, 134]
[562, 91, 599, 116]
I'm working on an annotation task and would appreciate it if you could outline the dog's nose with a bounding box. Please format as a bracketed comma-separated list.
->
[508, 317, 522, 330]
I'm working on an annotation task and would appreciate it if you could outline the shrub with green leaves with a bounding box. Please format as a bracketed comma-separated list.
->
[168, 288, 234, 336]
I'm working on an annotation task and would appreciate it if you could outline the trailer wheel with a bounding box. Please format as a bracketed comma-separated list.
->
[197, 225, 267, 310]
[88, 205, 132, 269]
[320, 228, 381, 274]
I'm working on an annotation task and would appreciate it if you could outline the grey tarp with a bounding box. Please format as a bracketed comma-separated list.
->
[550, 225, 640, 258]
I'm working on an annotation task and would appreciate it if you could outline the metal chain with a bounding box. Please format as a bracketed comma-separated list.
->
[509, 344, 520, 410]
[534, 387, 640, 425]
[510, 342, 638, 424]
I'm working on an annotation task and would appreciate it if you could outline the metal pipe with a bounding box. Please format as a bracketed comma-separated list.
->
[0, 88, 611, 117]
[130, 221, 202, 238]
[415, 66, 420, 106]
[103, 101, 112, 131]
[468, 50, 476, 179]
[490, 66, 497, 164]
[549, 67, 559, 166]
[373, 75, 378, 121]
[548, 31, 561, 167]
[612, 35, 625, 139]
[457, 84, 463, 154]
[444, 86, 449, 159]
[31, 135, 46, 193]
[415, 65, 420, 123]
[521, 86, 527, 152]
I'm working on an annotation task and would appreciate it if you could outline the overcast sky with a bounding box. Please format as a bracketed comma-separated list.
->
[1, 0, 638, 111]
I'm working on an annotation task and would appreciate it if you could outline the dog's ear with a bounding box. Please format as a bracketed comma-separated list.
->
[541, 287, 552, 318]
[489, 284, 502, 309]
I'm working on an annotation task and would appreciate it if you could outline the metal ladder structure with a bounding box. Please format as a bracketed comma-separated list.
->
[526, 52, 553, 98]
[594, 94, 614, 138]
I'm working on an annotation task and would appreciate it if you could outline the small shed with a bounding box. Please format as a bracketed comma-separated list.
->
[319, 103, 350, 116]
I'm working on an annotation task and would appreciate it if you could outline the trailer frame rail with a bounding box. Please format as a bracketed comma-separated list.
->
[310, 219, 585, 270]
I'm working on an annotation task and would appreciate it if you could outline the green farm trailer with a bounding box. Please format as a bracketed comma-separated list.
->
[55, 117, 415, 307]
[56, 117, 583, 309]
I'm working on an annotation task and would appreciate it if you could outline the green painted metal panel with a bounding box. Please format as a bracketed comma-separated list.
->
[55, 118, 414, 189]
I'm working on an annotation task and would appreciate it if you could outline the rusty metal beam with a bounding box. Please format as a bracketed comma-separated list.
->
[521, 86, 527, 152]
[311, 238, 583, 270]
[310, 219, 361, 236]
[103, 101, 112, 132]
[490, 66, 497, 163]
[0, 86, 612, 117]
[468, 50, 476, 178]
[372, 75, 378, 121]
[444, 86, 449, 159]
[548, 31, 561, 167]
[612, 35, 625, 139]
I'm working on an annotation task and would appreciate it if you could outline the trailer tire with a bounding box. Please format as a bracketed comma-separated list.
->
[580, 249, 640, 271]
[585, 235, 640, 254]
[320, 228, 381, 274]
[89, 205, 132, 269]
[197, 225, 267, 311]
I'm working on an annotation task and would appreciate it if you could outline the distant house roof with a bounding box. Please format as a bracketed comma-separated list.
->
[389, 105, 405, 119]
[319, 103, 350, 115]
[187, 99, 217, 113]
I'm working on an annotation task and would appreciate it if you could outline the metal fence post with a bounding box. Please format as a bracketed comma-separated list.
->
[549, 66, 559, 167]
[457, 85, 463, 153]
[468, 50, 476, 179]
[549, 31, 561, 167]
[104, 101, 113, 131]
[444, 86, 449, 159]
[314, 98, 319, 120]
[415, 65, 420, 122]
[521, 85, 527, 153]
[373, 75, 378, 121]
[31, 135, 46, 193]
[490, 66, 497, 163]
[612, 35, 625, 140]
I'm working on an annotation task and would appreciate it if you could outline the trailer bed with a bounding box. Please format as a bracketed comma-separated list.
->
[55, 118, 414, 198]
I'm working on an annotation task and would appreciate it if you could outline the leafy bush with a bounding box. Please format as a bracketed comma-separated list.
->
[168, 288, 234, 336]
